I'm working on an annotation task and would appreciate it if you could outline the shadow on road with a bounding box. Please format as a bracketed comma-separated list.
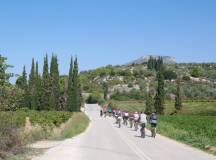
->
[134, 135, 152, 138]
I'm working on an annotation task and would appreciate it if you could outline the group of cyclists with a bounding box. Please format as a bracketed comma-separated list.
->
[100, 105, 158, 138]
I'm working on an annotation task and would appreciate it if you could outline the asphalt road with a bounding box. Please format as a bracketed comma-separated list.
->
[35, 104, 215, 160]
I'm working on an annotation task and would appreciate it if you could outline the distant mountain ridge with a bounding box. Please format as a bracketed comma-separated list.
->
[128, 55, 176, 65]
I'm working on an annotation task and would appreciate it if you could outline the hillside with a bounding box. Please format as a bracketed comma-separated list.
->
[80, 57, 216, 101]
[127, 55, 176, 65]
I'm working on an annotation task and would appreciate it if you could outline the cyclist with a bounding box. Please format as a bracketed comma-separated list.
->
[150, 112, 157, 138]
[108, 106, 112, 117]
[100, 109, 103, 117]
[140, 112, 147, 138]
[103, 108, 107, 118]
[123, 111, 129, 126]
[117, 111, 122, 128]
[134, 112, 140, 131]
[129, 112, 134, 128]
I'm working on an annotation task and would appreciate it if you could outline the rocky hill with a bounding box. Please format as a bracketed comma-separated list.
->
[80, 57, 216, 100]
[127, 55, 176, 65]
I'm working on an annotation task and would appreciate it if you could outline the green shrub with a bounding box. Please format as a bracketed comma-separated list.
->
[191, 67, 201, 77]
[86, 92, 101, 104]
[98, 98, 106, 106]
[163, 70, 177, 80]
[0, 110, 72, 157]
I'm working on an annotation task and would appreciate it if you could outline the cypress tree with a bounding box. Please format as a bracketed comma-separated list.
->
[68, 57, 73, 93]
[35, 61, 42, 110]
[19, 66, 30, 108]
[16, 66, 28, 90]
[29, 58, 37, 109]
[41, 54, 50, 110]
[50, 55, 60, 110]
[103, 82, 108, 100]
[145, 92, 154, 114]
[22, 66, 27, 88]
[71, 57, 81, 112]
[154, 69, 165, 115]
[66, 57, 74, 111]
[175, 78, 182, 110]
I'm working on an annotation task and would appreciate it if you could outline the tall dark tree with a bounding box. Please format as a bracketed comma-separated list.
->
[154, 69, 165, 114]
[175, 78, 182, 110]
[147, 56, 155, 70]
[155, 57, 164, 71]
[49, 55, 60, 110]
[17, 66, 30, 108]
[35, 61, 42, 110]
[66, 57, 74, 111]
[71, 57, 81, 112]
[29, 58, 37, 109]
[102, 82, 108, 100]
[16, 66, 27, 90]
[41, 54, 50, 110]
[145, 92, 154, 114]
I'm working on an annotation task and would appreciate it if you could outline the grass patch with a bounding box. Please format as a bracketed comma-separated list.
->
[4, 112, 90, 160]
[109, 100, 145, 112]
[109, 100, 216, 116]
[51, 112, 90, 139]
[0, 111, 72, 159]
[158, 115, 216, 155]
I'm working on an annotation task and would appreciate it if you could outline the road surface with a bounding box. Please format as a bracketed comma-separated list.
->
[34, 104, 215, 160]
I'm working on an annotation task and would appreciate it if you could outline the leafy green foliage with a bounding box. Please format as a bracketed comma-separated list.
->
[0, 85, 24, 111]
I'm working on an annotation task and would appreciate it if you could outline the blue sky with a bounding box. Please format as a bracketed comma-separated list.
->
[0, 0, 216, 80]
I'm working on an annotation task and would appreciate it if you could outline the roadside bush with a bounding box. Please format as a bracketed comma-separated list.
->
[0, 110, 72, 158]
[98, 98, 106, 106]
[0, 85, 24, 111]
[86, 92, 101, 104]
